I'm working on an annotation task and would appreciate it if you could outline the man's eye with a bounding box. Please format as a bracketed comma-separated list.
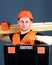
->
[21, 21, 24, 23]
[26, 21, 28, 23]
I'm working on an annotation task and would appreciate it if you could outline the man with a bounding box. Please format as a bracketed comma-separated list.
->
[0, 10, 52, 45]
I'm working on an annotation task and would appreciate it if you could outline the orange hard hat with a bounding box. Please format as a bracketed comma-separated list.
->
[17, 10, 34, 21]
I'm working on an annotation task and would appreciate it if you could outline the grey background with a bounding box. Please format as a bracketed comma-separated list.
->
[0, 0, 52, 65]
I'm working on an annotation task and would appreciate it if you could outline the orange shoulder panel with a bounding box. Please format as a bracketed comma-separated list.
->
[12, 32, 20, 45]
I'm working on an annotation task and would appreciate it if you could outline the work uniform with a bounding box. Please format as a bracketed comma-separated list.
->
[9, 30, 43, 45]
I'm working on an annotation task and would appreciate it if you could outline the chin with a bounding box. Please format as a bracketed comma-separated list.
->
[22, 30, 27, 31]
[21, 29, 28, 31]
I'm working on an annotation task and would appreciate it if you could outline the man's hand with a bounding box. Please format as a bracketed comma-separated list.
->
[0, 21, 10, 31]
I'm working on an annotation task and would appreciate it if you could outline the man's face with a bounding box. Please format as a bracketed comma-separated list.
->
[18, 17, 32, 31]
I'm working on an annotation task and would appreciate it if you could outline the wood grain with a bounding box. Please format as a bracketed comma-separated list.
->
[0, 22, 52, 34]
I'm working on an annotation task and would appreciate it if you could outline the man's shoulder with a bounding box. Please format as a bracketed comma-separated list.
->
[36, 32, 43, 35]
[30, 30, 43, 35]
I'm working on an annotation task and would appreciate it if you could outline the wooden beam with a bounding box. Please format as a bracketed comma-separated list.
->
[30, 22, 52, 31]
[0, 22, 52, 34]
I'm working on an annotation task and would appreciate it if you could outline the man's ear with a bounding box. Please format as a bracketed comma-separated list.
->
[17, 20, 19, 25]
[30, 21, 33, 24]
[29, 21, 32, 26]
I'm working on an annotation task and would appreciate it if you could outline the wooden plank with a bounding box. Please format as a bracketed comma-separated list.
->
[0, 22, 52, 34]
[30, 22, 52, 31]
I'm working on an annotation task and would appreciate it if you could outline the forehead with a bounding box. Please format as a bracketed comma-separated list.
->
[19, 17, 30, 21]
